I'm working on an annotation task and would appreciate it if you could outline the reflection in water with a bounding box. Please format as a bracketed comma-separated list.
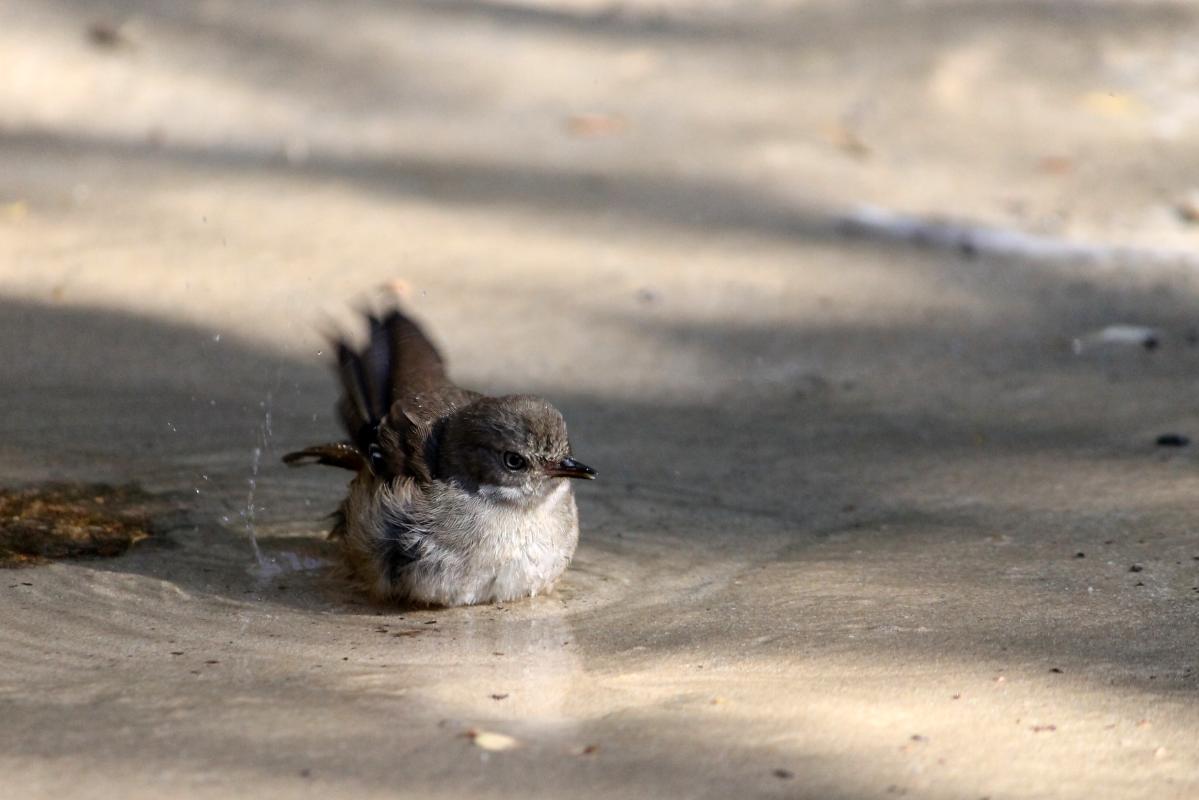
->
[429, 606, 583, 729]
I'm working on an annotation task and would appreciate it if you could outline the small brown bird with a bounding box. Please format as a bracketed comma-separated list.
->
[284, 307, 596, 607]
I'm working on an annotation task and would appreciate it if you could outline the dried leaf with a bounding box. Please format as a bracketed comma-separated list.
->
[1081, 91, 1143, 119]
[0, 483, 157, 567]
[464, 729, 519, 751]
[1037, 156, 1073, 175]
[826, 123, 871, 159]
[1, 201, 27, 222]
[565, 113, 628, 138]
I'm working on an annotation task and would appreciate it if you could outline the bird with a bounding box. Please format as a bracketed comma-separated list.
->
[283, 305, 596, 607]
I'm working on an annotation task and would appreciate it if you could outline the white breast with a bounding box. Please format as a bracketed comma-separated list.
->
[396, 480, 579, 606]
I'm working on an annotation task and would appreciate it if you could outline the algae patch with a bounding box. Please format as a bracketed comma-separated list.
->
[0, 483, 156, 567]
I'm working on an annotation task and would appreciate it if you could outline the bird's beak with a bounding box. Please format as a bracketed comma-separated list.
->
[545, 457, 597, 480]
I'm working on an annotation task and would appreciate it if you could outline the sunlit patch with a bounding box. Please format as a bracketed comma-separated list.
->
[0, 482, 157, 567]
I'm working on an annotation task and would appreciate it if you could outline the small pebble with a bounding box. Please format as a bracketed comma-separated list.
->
[1155, 434, 1189, 447]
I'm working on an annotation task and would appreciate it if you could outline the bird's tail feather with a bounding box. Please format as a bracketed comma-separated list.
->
[282, 305, 446, 473]
[335, 309, 445, 449]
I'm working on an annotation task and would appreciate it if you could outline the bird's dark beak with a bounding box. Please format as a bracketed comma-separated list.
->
[545, 457, 597, 480]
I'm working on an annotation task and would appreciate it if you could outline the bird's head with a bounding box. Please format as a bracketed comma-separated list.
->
[438, 395, 596, 505]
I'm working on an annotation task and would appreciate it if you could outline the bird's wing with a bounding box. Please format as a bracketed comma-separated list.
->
[281, 442, 365, 471]
[285, 307, 476, 483]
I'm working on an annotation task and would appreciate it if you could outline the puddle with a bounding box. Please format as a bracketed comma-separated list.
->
[248, 549, 333, 581]
[0, 483, 158, 567]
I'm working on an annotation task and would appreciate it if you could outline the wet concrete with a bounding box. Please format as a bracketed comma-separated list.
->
[2, 2, 1198, 798]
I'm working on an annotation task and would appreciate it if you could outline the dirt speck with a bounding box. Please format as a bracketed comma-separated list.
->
[86, 21, 133, 49]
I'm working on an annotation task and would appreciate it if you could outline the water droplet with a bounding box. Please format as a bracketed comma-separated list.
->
[245, 446, 265, 566]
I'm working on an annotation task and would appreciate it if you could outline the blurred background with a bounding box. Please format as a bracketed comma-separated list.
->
[2, 2, 1199, 799]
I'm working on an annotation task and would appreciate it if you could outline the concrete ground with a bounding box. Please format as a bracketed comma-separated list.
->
[2, 1, 1199, 798]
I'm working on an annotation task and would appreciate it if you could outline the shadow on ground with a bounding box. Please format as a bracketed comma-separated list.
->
[3, 251, 1197, 651]
[3, 276, 1199, 797]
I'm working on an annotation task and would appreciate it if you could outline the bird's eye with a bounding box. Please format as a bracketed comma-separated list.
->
[502, 452, 527, 471]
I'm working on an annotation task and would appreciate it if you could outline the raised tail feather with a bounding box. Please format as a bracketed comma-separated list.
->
[283, 307, 450, 474]
[335, 309, 448, 452]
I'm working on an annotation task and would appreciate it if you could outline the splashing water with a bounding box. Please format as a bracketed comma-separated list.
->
[243, 387, 275, 570]
[244, 445, 265, 567]
[261, 390, 273, 443]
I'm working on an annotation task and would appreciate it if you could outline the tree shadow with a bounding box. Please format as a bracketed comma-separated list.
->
[1, 242, 1196, 632]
